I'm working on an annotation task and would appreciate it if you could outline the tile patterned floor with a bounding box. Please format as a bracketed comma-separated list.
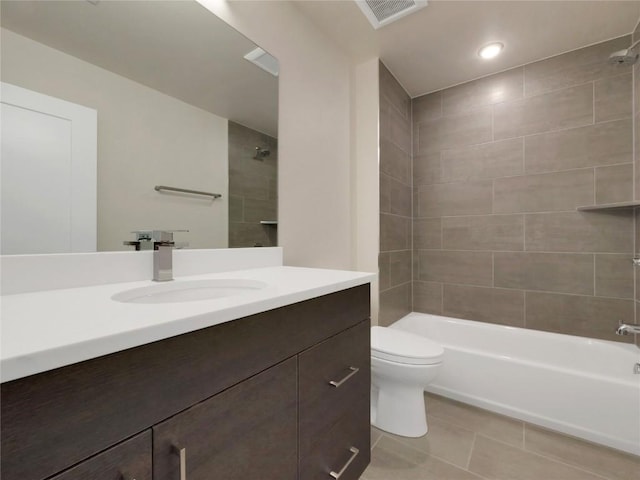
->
[360, 393, 640, 480]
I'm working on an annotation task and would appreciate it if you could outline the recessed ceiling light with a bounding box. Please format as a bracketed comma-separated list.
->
[478, 42, 504, 59]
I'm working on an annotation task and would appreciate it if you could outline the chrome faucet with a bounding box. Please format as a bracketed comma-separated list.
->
[124, 230, 188, 281]
[616, 322, 640, 335]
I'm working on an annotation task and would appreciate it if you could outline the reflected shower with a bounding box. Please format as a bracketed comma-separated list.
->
[254, 146, 271, 160]
[608, 39, 639, 64]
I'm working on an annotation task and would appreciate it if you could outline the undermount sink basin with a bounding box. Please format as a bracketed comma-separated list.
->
[111, 279, 268, 304]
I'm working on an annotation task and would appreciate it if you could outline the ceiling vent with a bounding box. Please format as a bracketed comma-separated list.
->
[355, 0, 428, 29]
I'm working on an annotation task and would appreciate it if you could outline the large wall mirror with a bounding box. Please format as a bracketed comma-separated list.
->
[0, 0, 278, 254]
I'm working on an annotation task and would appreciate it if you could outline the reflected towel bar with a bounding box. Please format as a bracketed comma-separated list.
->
[154, 185, 221, 199]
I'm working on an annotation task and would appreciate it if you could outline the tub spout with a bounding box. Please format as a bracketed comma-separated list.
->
[616, 323, 640, 335]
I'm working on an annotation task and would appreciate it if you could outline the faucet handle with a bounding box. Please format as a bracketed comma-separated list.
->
[151, 230, 188, 244]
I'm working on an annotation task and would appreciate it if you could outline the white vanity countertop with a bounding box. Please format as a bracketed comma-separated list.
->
[1, 266, 375, 383]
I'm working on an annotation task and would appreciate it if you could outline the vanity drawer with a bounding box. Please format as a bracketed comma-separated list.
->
[298, 320, 370, 456]
[299, 404, 370, 480]
[50, 431, 151, 480]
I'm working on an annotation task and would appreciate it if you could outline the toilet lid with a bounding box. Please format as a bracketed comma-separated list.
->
[371, 326, 443, 365]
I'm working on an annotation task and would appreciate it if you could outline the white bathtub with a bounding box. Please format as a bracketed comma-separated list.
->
[391, 312, 640, 456]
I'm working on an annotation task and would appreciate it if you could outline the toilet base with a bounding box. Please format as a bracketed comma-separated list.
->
[371, 384, 428, 438]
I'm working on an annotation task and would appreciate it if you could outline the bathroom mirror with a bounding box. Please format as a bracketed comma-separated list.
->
[0, 0, 278, 254]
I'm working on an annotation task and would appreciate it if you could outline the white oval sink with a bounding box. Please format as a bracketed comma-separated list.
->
[111, 279, 268, 304]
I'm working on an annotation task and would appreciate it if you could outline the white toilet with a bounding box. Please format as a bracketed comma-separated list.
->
[371, 326, 444, 437]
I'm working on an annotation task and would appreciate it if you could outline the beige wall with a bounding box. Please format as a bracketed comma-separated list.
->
[1, 28, 228, 251]
[412, 35, 635, 343]
[352, 58, 380, 323]
[199, 0, 354, 270]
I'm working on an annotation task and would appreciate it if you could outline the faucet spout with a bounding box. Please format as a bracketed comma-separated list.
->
[616, 323, 640, 335]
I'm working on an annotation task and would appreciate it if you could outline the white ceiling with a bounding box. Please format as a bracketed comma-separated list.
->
[0, 0, 279, 136]
[293, 0, 640, 97]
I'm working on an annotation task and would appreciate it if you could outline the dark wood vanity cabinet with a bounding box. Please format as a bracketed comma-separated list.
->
[1, 284, 370, 480]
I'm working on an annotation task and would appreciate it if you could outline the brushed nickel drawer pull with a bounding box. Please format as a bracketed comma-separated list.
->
[172, 446, 187, 480]
[329, 366, 359, 388]
[329, 446, 359, 479]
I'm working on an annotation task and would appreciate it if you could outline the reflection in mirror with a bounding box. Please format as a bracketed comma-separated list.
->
[0, 0, 278, 254]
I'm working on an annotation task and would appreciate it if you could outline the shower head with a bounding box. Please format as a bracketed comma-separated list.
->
[608, 48, 639, 65]
[254, 146, 271, 160]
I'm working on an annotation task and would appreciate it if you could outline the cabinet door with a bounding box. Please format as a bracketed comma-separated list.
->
[153, 358, 297, 480]
[50, 431, 151, 480]
[299, 321, 371, 480]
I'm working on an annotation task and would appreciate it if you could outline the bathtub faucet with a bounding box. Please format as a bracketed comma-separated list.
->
[616, 322, 640, 335]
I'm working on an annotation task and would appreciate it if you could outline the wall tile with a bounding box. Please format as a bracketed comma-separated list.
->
[440, 138, 524, 182]
[412, 91, 442, 124]
[229, 194, 243, 222]
[442, 215, 524, 251]
[389, 250, 412, 287]
[379, 283, 411, 327]
[524, 35, 631, 96]
[494, 83, 593, 140]
[524, 119, 632, 173]
[443, 285, 525, 327]
[380, 61, 410, 120]
[378, 252, 391, 291]
[595, 254, 634, 299]
[493, 169, 594, 213]
[417, 108, 493, 154]
[389, 175, 412, 216]
[243, 197, 277, 223]
[413, 281, 443, 314]
[414, 217, 442, 249]
[380, 139, 411, 185]
[228, 223, 273, 248]
[417, 180, 493, 217]
[636, 208, 640, 256]
[525, 211, 634, 253]
[442, 67, 523, 116]
[595, 73, 633, 123]
[380, 213, 410, 251]
[413, 152, 442, 186]
[525, 291, 634, 342]
[380, 98, 411, 152]
[494, 252, 594, 295]
[379, 173, 391, 213]
[417, 250, 493, 286]
[595, 163, 633, 204]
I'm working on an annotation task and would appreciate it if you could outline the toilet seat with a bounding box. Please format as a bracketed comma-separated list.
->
[371, 326, 443, 365]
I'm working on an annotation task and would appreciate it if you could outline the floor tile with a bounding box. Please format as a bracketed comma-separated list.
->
[363, 435, 484, 480]
[382, 415, 476, 468]
[524, 424, 640, 480]
[425, 394, 524, 448]
[468, 435, 606, 480]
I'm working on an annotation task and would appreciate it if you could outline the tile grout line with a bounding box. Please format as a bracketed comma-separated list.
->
[466, 433, 478, 470]
[476, 433, 613, 480]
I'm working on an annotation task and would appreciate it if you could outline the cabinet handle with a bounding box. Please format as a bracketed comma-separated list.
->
[172, 446, 187, 480]
[329, 446, 359, 479]
[329, 366, 359, 388]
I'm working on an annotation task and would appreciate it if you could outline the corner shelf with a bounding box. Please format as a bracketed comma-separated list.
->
[576, 201, 640, 212]
[260, 220, 278, 225]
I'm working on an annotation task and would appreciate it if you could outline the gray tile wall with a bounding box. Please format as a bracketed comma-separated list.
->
[228, 121, 278, 248]
[411, 36, 635, 343]
[379, 62, 412, 326]
[634, 19, 640, 325]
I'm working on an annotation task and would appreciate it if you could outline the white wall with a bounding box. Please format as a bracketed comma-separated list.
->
[1, 29, 228, 252]
[199, 0, 354, 270]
